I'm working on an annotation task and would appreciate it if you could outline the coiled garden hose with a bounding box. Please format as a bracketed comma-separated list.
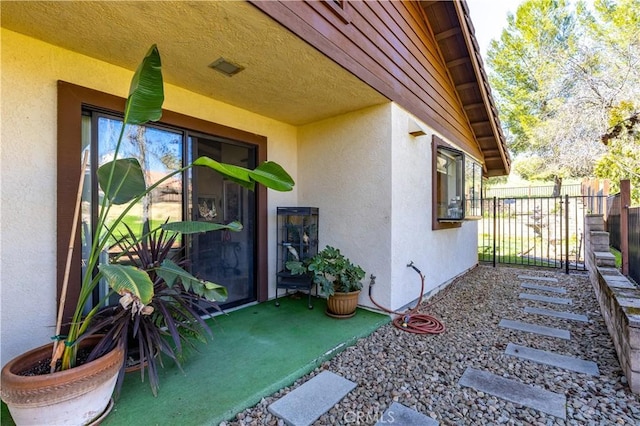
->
[368, 262, 445, 334]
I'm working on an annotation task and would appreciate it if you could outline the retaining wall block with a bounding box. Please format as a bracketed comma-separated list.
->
[585, 214, 605, 232]
[590, 231, 611, 252]
[586, 215, 640, 394]
[628, 323, 640, 349]
[594, 251, 617, 267]
[623, 340, 640, 372]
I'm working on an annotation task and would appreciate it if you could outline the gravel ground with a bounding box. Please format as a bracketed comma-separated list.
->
[224, 265, 640, 425]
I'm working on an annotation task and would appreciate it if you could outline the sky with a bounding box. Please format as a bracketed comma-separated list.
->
[466, 0, 523, 57]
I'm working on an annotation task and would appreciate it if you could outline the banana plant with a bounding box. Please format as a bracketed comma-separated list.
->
[59, 44, 294, 372]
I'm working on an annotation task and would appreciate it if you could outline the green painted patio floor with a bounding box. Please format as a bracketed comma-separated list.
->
[1, 296, 389, 426]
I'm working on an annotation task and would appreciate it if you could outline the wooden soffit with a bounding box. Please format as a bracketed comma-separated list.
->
[421, 0, 511, 177]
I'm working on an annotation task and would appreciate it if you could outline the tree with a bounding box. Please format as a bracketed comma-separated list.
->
[486, 0, 640, 194]
[488, 0, 575, 148]
[583, 0, 640, 204]
[595, 107, 640, 204]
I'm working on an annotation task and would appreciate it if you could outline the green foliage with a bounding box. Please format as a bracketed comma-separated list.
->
[97, 158, 146, 205]
[162, 220, 243, 234]
[594, 102, 640, 204]
[156, 259, 228, 301]
[610, 247, 622, 269]
[124, 44, 164, 125]
[99, 264, 155, 305]
[484, 175, 508, 187]
[93, 220, 226, 396]
[513, 156, 546, 181]
[580, 0, 640, 51]
[488, 0, 576, 153]
[487, 0, 640, 185]
[581, 1, 640, 205]
[286, 246, 365, 296]
[594, 136, 640, 204]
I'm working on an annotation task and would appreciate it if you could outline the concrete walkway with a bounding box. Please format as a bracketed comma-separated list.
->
[459, 273, 596, 420]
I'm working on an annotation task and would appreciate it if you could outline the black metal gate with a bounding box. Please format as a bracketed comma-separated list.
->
[478, 195, 607, 272]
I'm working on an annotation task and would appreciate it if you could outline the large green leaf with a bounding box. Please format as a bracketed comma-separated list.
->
[124, 44, 164, 125]
[249, 161, 295, 192]
[99, 264, 154, 305]
[157, 259, 228, 302]
[192, 158, 295, 192]
[161, 220, 243, 234]
[97, 158, 146, 205]
[192, 156, 254, 190]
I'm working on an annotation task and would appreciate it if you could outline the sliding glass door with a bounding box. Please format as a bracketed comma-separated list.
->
[83, 111, 258, 311]
[189, 136, 257, 308]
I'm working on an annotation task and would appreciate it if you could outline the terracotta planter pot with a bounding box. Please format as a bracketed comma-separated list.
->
[1, 336, 124, 426]
[326, 290, 361, 319]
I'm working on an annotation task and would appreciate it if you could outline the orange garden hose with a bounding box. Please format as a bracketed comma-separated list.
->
[368, 262, 445, 334]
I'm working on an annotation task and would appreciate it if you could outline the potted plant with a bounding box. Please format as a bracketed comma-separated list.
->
[0, 44, 294, 425]
[90, 219, 224, 395]
[287, 246, 365, 318]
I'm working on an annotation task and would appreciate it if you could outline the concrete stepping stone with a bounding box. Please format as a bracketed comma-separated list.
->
[506, 343, 599, 376]
[375, 402, 439, 426]
[518, 275, 559, 282]
[520, 293, 572, 305]
[459, 367, 566, 419]
[268, 371, 356, 426]
[520, 283, 567, 294]
[524, 306, 588, 322]
[499, 319, 570, 340]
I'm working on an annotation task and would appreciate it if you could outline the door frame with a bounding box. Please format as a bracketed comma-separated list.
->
[57, 81, 269, 326]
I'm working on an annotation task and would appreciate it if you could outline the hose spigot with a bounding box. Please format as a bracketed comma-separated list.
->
[368, 274, 376, 297]
[407, 261, 421, 274]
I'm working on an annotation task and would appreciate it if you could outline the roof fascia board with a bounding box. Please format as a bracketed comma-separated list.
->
[453, 0, 511, 175]
[415, 3, 484, 158]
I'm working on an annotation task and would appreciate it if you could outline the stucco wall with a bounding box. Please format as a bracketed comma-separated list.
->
[298, 104, 393, 309]
[390, 105, 478, 309]
[0, 29, 298, 366]
[298, 104, 478, 311]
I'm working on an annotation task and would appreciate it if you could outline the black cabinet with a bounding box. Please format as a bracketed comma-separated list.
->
[275, 207, 319, 309]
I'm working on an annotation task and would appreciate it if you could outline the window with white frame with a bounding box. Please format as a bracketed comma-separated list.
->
[436, 147, 464, 221]
[465, 158, 483, 219]
[432, 136, 484, 229]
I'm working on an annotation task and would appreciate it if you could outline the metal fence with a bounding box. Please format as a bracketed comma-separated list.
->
[606, 194, 640, 284]
[479, 195, 608, 272]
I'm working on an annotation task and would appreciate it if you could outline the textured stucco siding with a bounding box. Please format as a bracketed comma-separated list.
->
[298, 104, 478, 311]
[298, 104, 393, 309]
[389, 105, 478, 310]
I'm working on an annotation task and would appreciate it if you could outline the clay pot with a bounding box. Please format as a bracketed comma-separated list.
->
[326, 290, 361, 319]
[1, 336, 124, 425]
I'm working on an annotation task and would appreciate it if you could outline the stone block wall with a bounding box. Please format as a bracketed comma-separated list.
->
[585, 214, 640, 394]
